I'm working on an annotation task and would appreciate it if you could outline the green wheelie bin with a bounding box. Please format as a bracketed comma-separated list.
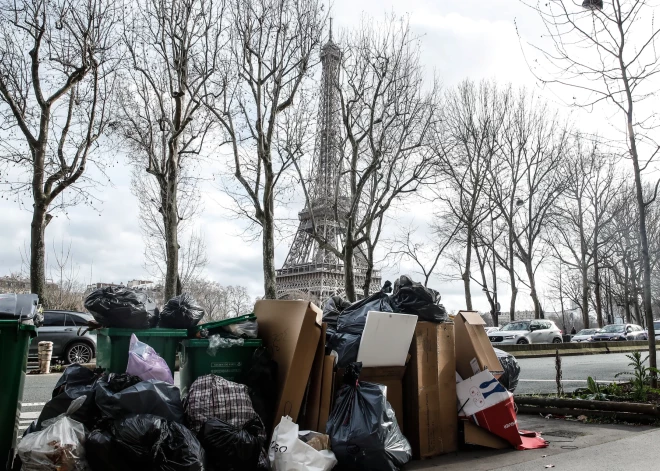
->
[0, 294, 39, 470]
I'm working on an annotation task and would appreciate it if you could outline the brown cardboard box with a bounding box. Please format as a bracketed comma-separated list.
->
[454, 311, 503, 381]
[460, 420, 510, 449]
[299, 323, 327, 431]
[253, 300, 322, 429]
[317, 354, 336, 432]
[404, 322, 457, 459]
[336, 365, 407, 429]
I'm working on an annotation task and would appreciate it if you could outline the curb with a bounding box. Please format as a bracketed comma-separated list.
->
[496, 341, 659, 358]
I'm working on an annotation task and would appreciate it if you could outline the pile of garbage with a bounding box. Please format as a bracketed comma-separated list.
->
[16, 275, 540, 471]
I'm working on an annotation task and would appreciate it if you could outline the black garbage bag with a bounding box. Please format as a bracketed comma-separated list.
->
[95, 378, 185, 423]
[198, 417, 264, 471]
[35, 363, 101, 431]
[494, 348, 521, 392]
[84, 286, 159, 328]
[159, 293, 206, 329]
[325, 327, 361, 369]
[326, 362, 412, 471]
[322, 296, 351, 329]
[112, 414, 205, 471]
[86, 429, 125, 471]
[389, 275, 447, 323]
[336, 281, 394, 335]
[238, 347, 278, 436]
[104, 372, 143, 393]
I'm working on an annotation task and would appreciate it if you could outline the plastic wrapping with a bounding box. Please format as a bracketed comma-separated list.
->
[207, 335, 244, 356]
[336, 282, 394, 335]
[94, 378, 185, 423]
[269, 416, 337, 471]
[199, 417, 264, 471]
[494, 348, 521, 392]
[111, 414, 205, 471]
[126, 333, 174, 384]
[18, 397, 88, 471]
[84, 287, 159, 329]
[35, 364, 101, 431]
[221, 319, 258, 339]
[325, 327, 361, 369]
[326, 363, 412, 471]
[159, 293, 206, 329]
[321, 296, 351, 329]
[389, 275, 447, 323]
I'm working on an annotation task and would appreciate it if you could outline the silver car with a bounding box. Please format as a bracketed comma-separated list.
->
[28, 310, 97, 364]
[488, 320, 563, 345]
[571, 328, 600, 343]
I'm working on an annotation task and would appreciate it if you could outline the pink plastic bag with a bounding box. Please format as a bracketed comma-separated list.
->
[126, 333, 174, 384]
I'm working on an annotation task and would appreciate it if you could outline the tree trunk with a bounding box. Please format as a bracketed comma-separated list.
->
[262, 205, 277, 300]
[163, 174, 179, 303]
[362, 243, 375, 298]
[30, 203, 49, 304]
[525, 260, 542, 319]
[581, 263, 590, 328]
[508, 238, 517, 322]
[344, 239, 356, 302]
[463, 227, 473, 310]
[594, 250, 603, 327]
[624, 263, 632, 323]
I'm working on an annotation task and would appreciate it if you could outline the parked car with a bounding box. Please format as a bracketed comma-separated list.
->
[28, 310, 97, 364]
[642, 321, 660, 342]
[484, 327, 500, 335]
[571, 328, 601, 343]
[591, 323, 646, 342]
[488, 320, 563, 345]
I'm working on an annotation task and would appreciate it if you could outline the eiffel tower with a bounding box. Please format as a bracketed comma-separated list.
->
[276, 22, 381, 301]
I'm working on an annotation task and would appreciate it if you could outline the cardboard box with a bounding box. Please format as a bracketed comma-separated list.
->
[454, 310, 503, 381]
[336, 365, 407, 429]
[460, 420, 510, 449]
[253, 300, 322, 429]
[299, 323, 327, 431]
[404, 322, 457, 459]
[317, 354, 336, 432]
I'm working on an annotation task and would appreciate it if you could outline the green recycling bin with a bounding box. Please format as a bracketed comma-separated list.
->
[0, 320, 37, 469]
[179, 338, 262, 397]
[96, 327, 187, 374]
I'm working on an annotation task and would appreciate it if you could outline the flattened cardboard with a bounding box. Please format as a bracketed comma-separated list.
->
[336, 365, 407, 430]
[253, 300, 322, 429]
[357, 311, 417, 366]
[454, 310, 503, 381]
[461, 420, 511, 449]
[299, 323, 327, 431]
[317, 354, 336, 432]
[404, 322, 457, 459]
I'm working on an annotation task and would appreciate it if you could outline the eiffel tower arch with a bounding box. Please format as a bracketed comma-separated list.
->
[276, 23, 381, 301]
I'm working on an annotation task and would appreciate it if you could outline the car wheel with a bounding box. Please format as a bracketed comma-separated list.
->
[552, 337, 562, 344]
[65, 342, 93, 365]
[516, 338, 529, 345]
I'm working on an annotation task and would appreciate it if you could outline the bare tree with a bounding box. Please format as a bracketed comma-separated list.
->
[0, 0, 120, 303]
[523, 0, 660, 385]
[45, 239, 86, 310]
[204, 0, 325, 299]
[299, 15, 439, 301]
[188, 279, 228, 321]
[118, 0, 225, 302]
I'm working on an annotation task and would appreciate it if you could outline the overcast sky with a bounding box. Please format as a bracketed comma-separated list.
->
[1, 0, 606, 313]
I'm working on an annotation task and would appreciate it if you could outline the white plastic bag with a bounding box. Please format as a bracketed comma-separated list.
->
[269, 416, 337, 471]
[18, 397, 88, 471]
[126, 333, 174, 384]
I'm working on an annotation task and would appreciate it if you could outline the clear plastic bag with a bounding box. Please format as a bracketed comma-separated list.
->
[207, 335, 244, 356]
[18, 397, 88, 471]
[126, 333, 174, 384]
[221, 319, 258, 339]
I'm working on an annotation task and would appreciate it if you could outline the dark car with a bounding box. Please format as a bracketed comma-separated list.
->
[592, 323, 646, 342]
[28, 310, 97, 364]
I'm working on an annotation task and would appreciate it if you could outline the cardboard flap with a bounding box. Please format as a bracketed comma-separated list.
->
[458, 311, 486, 325]
[455, 310, 503, 380]
[461, 420, 511, 449]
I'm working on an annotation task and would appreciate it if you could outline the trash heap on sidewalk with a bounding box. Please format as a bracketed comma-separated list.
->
[16, 277, 546, 471]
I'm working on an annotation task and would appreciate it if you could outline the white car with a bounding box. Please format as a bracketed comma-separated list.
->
[571, 328, 600, 343]
[484, 327, 500, 335]
[488, 320, 563, 345]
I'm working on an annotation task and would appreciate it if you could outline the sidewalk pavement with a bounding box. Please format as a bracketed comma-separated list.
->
[408, 414, 658, 470]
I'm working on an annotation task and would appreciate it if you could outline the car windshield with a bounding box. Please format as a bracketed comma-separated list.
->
[654, 321, 660, 330]
[501, 321, 530, 332]
[600, 325, 625, 333]
[577, 329, 596, 335]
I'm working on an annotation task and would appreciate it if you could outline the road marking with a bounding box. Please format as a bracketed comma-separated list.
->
[519, 379, 619, 383]
[21, 402, 46, 407]
[19, 411, 40, 420]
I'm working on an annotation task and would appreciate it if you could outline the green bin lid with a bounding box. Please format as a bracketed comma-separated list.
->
[98, 327, 188, 337]
[193, 313, 257, 333]
[182, 338, 262, 348]
[0, 320, 38, 338]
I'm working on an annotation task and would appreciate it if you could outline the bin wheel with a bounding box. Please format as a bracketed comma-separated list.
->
[65, 342, 93, 365]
